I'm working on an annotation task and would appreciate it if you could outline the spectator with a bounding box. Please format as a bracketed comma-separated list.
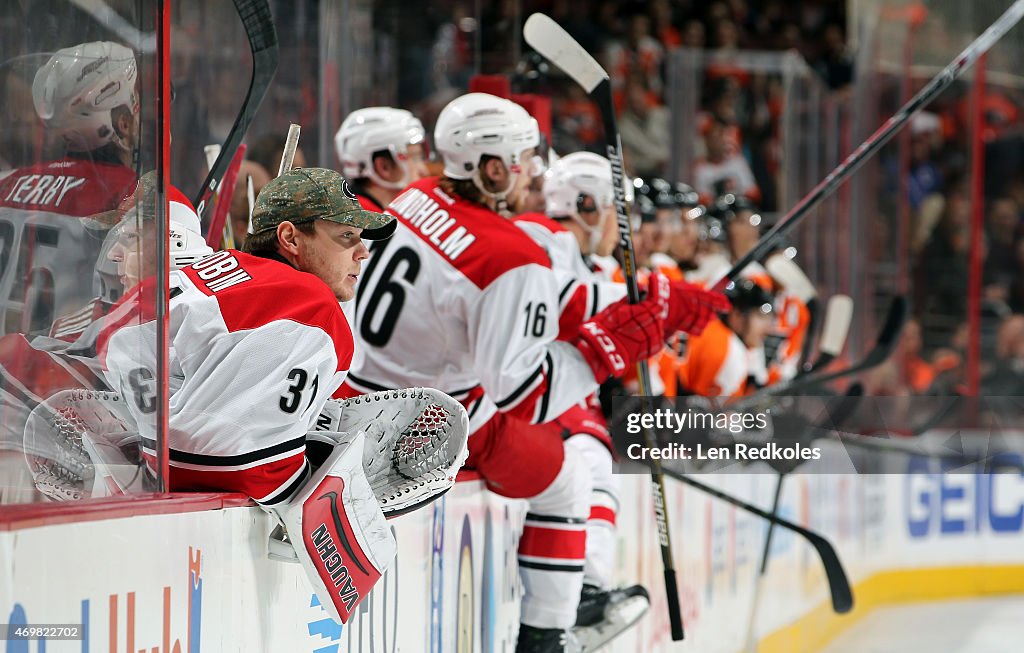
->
[981, 315, 1024, 395]
[983, 197, 1021, 290]
[693, 118, 761, 203]
[916, 190, 971, 341]
[898, 318, 936, 393]
[682, 19, 707, 48]
[605, 13, 665, 106]
[813, 23, 854, 91]
[619, 77, 671, 179]
[649, 0, 681, 48]
[908, 111, 944, 212]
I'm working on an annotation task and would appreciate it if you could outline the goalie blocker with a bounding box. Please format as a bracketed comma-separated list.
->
[274, 387, 468, 622]
[274, 432, 396, 624]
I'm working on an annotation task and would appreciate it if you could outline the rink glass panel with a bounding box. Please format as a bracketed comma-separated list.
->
[0, 2, 168, 505]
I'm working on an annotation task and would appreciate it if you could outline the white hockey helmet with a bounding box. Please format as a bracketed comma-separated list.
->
[335, 107, 425, 190]
[116, 179, 213, 269]
[434, 92, 540, 182]
[545, 151, 614, 217]
[167, 186, 213, 268]
[32, 41, 138, 152]
[544, 152, 615, 251]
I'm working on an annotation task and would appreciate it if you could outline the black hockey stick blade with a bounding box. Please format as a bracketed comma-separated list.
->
[194, 0, 279, 231]
[660, 465, 853, 613]
[744, 295, 907, 405]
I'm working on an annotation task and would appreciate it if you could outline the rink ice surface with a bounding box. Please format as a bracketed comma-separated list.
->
[817, 596, 1024, 653]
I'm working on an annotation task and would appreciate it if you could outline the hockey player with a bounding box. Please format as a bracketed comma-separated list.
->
[707, 194, 815, 384]
[678, 278, 775, 397]
[514, 151, 652, 650]
[96, 168, 461, 623]
[334, 106, 429, 211]
[0, 41, 140, 333]
[346, 92, 726, 652]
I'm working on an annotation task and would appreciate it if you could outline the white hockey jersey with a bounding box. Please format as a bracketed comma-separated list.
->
[346, 178, 619, 433]
[101, 251, 353, 504]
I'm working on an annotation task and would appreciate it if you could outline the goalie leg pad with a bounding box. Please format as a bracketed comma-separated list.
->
[273, 432, 397, 624]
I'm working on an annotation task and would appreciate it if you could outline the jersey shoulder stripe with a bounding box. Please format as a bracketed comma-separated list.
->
[514, 212, 570, 234]
[387, 177, 550, 290]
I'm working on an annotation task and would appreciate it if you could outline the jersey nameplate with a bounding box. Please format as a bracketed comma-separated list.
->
[389, 188, 476, 261]
[2, 174, 87, 208]
[191, 251, 252, 293]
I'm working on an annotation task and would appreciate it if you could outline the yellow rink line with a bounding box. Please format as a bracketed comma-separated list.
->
[755, 564, 1024, 653]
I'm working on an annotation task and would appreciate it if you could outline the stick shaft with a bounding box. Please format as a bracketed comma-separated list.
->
[714, 0, 1024, 292]
[594, 79, 685, 642]
[278, 123, 301, 177]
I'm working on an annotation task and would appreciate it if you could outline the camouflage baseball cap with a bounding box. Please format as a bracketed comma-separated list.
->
[251, 167, 396, 239]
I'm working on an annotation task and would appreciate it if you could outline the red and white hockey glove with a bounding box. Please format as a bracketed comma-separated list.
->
[658, 275, 732, 338]
[574, 295, 665, 381]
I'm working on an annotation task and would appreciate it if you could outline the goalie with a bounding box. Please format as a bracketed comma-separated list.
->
[35, 167, 468, 625]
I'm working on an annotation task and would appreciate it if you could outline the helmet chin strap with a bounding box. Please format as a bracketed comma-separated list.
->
[564, 206, 608, 255]
[370, 159, 411, 191]
[472, 168, 519, 217]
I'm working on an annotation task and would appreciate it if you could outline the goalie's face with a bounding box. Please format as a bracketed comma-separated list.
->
[107, 216, 156, 290]
[288, 219, 369, 302]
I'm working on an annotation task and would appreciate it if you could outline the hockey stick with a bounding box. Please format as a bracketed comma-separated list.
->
[807, 294, 854, 374]
[713, 0, 1024, 293]
[194, 0, 278, 234]
[659, 463, 853, 613]
[524, 13, 685, 640]
[742, 380, 863, 649]
[207, 144, 246, 250]
[278, 123, 301, 176]
[733, 295, 905, 413]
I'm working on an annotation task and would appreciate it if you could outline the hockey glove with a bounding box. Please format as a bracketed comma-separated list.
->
[660, 276, 732, 338]
[574, 295, 665, 382]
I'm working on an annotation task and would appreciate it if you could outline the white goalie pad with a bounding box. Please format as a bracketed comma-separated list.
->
[273, 432, 397, 624]
[22, 389, 147, 501]
[309, 387, 470, 517]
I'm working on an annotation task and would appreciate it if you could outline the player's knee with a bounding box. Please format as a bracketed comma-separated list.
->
[567, 435, 613, 482]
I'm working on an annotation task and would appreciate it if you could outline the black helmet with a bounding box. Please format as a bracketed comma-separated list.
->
[708, 193, 762, 227]
[672, 182, 705, 218]
[634, 194, 658, 225]
[723, 278, 774, 314]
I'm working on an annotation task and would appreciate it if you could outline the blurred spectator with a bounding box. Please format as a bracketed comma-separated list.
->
[813, 23, 853, 91]
[619, 77, 670, 179]
[898, 318, 935, 393]
[649, 0, 681, 48]
[693, 118, 761, 203]
[983, 197, 1021, 290]
[908, 111, 944, 212]
[605, 13, 665, 106]
[553, 85, 603, 153]
[981, 314, 1024, 395]
[0, 67, 43, 174]
[682, 19, 707, 48]
[916, 189, 971, 333]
